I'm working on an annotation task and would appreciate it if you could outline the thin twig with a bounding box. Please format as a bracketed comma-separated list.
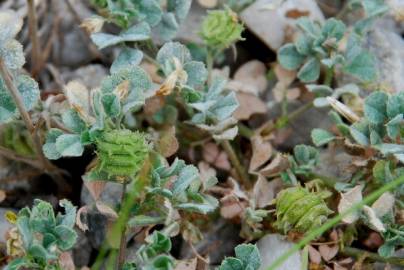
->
[27, 0, 41, 76]
[0, 146, 42, 169]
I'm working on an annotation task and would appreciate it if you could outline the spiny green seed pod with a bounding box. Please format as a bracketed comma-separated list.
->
[275, 186, 332, 234]
[95, 129, 149, 179]
[200, 8, 244, 48]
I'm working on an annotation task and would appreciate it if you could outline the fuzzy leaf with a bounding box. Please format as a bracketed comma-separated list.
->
[0, 75, 40, 123]
[183, 61, 207, 88]
[111, 48, 143, 74]
[171, 165, 199, 195]
[156, 42, 191, 67]
[62, 109, 87, 133]
[219, 258, 244, 270]
[43, 129, 64, 160]
[364, 91, 388, 124]
[311, 128, 335, 146]
[235, 244, 261, 270]
[297, 58, 320, 82]
[55, 134, 84, 157]
[0, 10, 23, 44]
[91, 22, 151, 49]
[343, 51, 376, 82]
[278, 44, 305, 70]
[0, 39, 25, 70]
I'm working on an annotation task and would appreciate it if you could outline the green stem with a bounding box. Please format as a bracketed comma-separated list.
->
[206, 50, 214, 85]
[266, 174, 404, 270]
[324, 68, 334, 87]
[238, 123, 254, 139]
[341, 247, 404, 266]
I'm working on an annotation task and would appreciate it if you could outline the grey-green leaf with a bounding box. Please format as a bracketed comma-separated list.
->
[278, 44, 305, 70]
[297, 58, 321, 82]
[364, 91, 388, 124]
[55, 134, 84, 157]
[311, 128, 336, 146]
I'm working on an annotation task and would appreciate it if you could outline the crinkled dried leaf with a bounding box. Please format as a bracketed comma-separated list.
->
[363, 206, 385, 232]
[371, 192, 394, 218]
[95, 201, 118, 219]
[318, 245, 338, 262]
[253, 175, 275, 208]
[84, 181, 106, 201]
[234, 92, 267, 120]
[338, 185, 363, 224]
[76, 206, 89, 232]
[259, 153, 289, 177]
[249, 136, 273, 172]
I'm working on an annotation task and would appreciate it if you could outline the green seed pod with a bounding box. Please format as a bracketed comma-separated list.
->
[200, 8, 244, 48]
[275, 186, 332, 234]
[95, 129, 149, 179]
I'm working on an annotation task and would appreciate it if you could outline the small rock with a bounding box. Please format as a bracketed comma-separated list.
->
[81, 181, 123, 208]
[176, 2, 206, 44]
[72, 229, 92, 267]
[315, 150, 353, 182]
[240, 0, 325, 51]
[257, 234, 302, 270]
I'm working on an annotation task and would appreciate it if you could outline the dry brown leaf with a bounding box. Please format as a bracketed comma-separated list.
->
[59, 252, 75, 270]
[308, 245, 322, 264]
[81, 16, 104, 34]
[76, 206, 89, 232]
[64, 81, 94, 123]
[96, 201, 118, 219]
[84, 181, 106, 201]
[0, 190, 6, 203]
[234, 92, 267, 120]
[175, 258, 198, 270]
[202, 143, 231, 170]
[259, 153, 289, 177]
[338, 185, 363, 224]
[144, 95, 165, 116]
[157, 126, 179, 157]
[141, 62, 163, 83]
[230, 60, 268, 95]
[197, 0, 218, 8]
[249, 135, 273, 172]
[220, 198, 245, 219]
[319, 244, 339, 261]
[198, 161, 217, 189]
[252, 174, 275, 208]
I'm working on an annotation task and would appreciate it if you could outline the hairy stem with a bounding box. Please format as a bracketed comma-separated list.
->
[266, 174, 404, 270]
[0, 58, 68, 191]
[221, 140, 250, 187]
[27, 0, 41, 76]
[341, 247, 404, 266]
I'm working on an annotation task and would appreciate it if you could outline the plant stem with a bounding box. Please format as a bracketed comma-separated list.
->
[116, 181, 128, 270]
[0, 58, 68, 191]
[220, 140, 250, 187]
[0, 145, 42, 169]
[0, 59, 47, 168]
[324, 68, 334, 87]
[341, 247, 404, 266]
[266, 174, 404, 270]
[238, 123, 254, 139]
[27, 0, 41, 76]
[206, 50, 214, 85]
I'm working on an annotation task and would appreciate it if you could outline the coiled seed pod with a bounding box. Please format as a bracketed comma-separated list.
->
[95, 129, 149, 179]
[275, 186, 332, 234]
[200, 8, 244, 48]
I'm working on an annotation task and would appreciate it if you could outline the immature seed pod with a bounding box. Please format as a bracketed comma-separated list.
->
[95, 129, 149, 179]
[275, 186, 332, 234]
[200, 8, 244, 48]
